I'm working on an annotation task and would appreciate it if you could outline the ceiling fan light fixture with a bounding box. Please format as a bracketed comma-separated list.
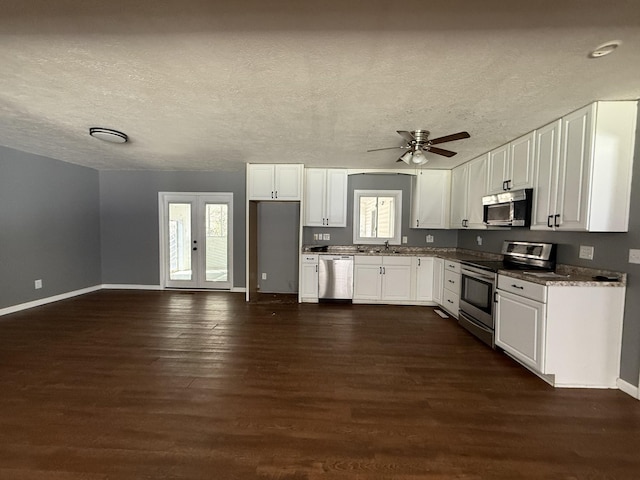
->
[411, 149, 427, 165]
[400, 150, 413, 164]
[89, 127, 128, 144]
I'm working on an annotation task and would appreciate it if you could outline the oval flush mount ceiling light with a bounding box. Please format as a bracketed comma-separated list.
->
[89, 127, 128, 143]
[589, 40, 621, 58]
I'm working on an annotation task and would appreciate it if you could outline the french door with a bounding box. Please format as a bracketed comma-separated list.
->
[159, 193, 233, 289]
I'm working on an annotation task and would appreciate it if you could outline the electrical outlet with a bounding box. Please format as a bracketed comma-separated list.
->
[476, 236, 483, 246]
[35, 279, 42, 289]
[426, 235, 434, 243]
[579, 245, 594, 260]
[261, 273, 267, 280]
[629, 249, 640, 264]
[313, 233, 318, 241]
[323, 233, 330, 240]
[402, 236, 407, 244]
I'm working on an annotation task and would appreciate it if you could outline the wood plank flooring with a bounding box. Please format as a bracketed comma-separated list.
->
[0, 290, 638, 479]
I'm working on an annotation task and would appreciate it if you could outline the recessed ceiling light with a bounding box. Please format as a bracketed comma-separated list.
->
[588, 40, 621, 58]
[89, 127, 128, 143]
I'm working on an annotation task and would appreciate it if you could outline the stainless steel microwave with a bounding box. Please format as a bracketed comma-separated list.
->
[482, 188, 533, 227]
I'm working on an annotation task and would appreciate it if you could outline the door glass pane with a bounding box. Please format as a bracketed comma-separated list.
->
[169, 203, 192, 281]
[205, 203, 228, 282]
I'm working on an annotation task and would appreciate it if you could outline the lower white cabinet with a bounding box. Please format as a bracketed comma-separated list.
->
[353, 256, 412, 304]
[495, 274, 625, 388]
[299, 254, 319, 302]
[495, 289, 546, 373]
[413, 257, 435, 302]
[441, 261, 460, 318]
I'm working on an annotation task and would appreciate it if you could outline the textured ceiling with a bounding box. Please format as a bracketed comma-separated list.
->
[1, 0, 639, 171]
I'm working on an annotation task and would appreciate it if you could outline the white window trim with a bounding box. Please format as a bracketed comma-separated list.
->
[353, 189, 402, 245]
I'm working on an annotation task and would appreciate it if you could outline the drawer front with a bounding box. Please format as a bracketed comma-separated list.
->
[498, 275, 546, 302]
[382, 255, 413, 266]
[444, 260, 461, 274]
[354, 255, 381, 265]
[442, 289, 459, 317]
[444, 270, 461, 295]
[302, 254, 319, 264]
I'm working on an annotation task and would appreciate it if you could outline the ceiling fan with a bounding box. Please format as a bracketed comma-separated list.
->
[367, 130, 471, 165]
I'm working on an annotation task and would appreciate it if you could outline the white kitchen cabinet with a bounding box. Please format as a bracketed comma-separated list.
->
[413, 256, 435, 303]
[248, 164, 303, 201]
[495, 274, 626, 388]
[449, 155, 488, 229]
[432, 257, 444, 305]
[495, 289, 546, 373]
[353, 255, 412, 304]
[487, 132, 535, 194]
[531, 101, 637, 232]
[304, 168, 348, 227]
[441, 260, 460, 318]
[411, 170, 451, 229]
[299, 254, 319, 302]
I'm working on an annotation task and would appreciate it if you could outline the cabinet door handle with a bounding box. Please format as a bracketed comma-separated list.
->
[447, 299, 453, 304]
[380, 267, 382, 274]
[494, 291, 498, 303]
[547, 215, 553, 228]
[275, 191, 278, 198]
[511, 284, 524, 289]
[507, 180, 512, 190]
[448, 279, 455, 284]
[326, 218, 329, 225]
[418, 259, 421, 267]
[416, 219, 419, 227]
[502, 180, 507, 191]
[271, 191, 274, 199]
[554, 214, 560, 227]
[383, 267, 386, 274]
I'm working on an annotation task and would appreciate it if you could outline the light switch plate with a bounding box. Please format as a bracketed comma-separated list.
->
[426, 235, 434, 243]
[323, 233, 330, 240]
[261, 273, 267, 280]
[629, 249, 640, 264]
[34, 279, 42, 289]
[579, 245, 594, 260]
[402, 236, 408, 244]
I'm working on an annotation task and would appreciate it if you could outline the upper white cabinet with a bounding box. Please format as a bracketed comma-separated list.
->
[449, 154, 488, 229]
[531, 101, 637, 232]
[411, 169, 451, 229]
[487, 131, 535, 194]
[303, 169, 348, 227]
[248, 164, 303, 201]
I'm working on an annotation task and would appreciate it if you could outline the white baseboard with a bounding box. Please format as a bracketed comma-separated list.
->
[616, 378, 640, 400]
[231, 287, 247, 293]
[101, 284, 163, 290]
[0, 285, 102, 317]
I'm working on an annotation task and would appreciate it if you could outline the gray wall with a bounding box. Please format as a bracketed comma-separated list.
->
[459, 114, 640, 388]
[99, 170, 246, 287]
[0, 146, 101, 309]
[257, 202, 300, 293]
[303, 173, 458, 247]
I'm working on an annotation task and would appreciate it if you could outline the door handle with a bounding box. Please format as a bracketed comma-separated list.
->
[547, 215, 553, 228]
[380, 267, 382, 274]
[502, 180, 507, 191]
[193, 247, 197, 251]
[418, 259, 421, 267]
[383, 267, 386, 274]
[506, 180, 512, 190]
[511, 284, 524, 289]
[554, 214, 560, 227]
[271, 191, 274, 199]
[275, 191, 278, 199]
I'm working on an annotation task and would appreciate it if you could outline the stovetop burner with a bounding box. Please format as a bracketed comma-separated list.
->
[462, 241, 557, 273]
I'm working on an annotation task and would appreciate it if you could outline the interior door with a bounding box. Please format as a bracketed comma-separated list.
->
[160, 193, 233, 289]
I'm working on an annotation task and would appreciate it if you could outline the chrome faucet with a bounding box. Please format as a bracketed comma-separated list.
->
[384, 240, 390, 251]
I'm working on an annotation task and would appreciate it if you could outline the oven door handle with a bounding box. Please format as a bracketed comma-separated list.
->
[461, 268, 497, 281]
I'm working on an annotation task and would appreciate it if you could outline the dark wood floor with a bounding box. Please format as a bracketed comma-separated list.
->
[0, 291, 638, 479]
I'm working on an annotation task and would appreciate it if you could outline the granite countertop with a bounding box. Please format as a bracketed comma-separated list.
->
[302, 245, 626, 287]
[498, 265, 626, 287]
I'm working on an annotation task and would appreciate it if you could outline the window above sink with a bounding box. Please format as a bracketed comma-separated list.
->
[353, 189, 402, 245]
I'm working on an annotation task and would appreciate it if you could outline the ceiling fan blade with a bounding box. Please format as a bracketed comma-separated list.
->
[367, 146, 406, 152]
[396, 130, 416, 142]
[425, 146, 457, 157]
[428, 131, 471, 145]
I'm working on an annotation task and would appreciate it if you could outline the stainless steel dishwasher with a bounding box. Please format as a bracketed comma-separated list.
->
[318, 255, 354, 301]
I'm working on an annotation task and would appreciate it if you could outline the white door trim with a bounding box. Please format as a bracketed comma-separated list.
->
[158, 192, 233, 290]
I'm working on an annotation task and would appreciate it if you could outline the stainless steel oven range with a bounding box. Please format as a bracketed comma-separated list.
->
[458, 240, 557, 348]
